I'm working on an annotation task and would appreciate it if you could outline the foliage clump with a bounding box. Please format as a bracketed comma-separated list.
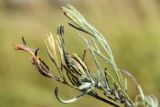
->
[14, 5, 158, 107]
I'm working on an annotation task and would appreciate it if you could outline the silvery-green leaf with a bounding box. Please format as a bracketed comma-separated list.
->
[145, 96, 158, 107]
[54, 87, 86, 104]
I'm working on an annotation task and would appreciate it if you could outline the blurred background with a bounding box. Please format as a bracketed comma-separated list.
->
[0, 0, 160, 107]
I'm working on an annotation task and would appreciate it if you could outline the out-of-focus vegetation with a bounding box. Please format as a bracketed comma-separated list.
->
[0, 0, 160, 107]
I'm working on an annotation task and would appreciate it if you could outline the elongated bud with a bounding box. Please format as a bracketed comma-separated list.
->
[57, 25, 64, 36]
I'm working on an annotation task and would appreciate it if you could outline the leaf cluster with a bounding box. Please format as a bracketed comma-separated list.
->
[14, 5, 158, 107]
